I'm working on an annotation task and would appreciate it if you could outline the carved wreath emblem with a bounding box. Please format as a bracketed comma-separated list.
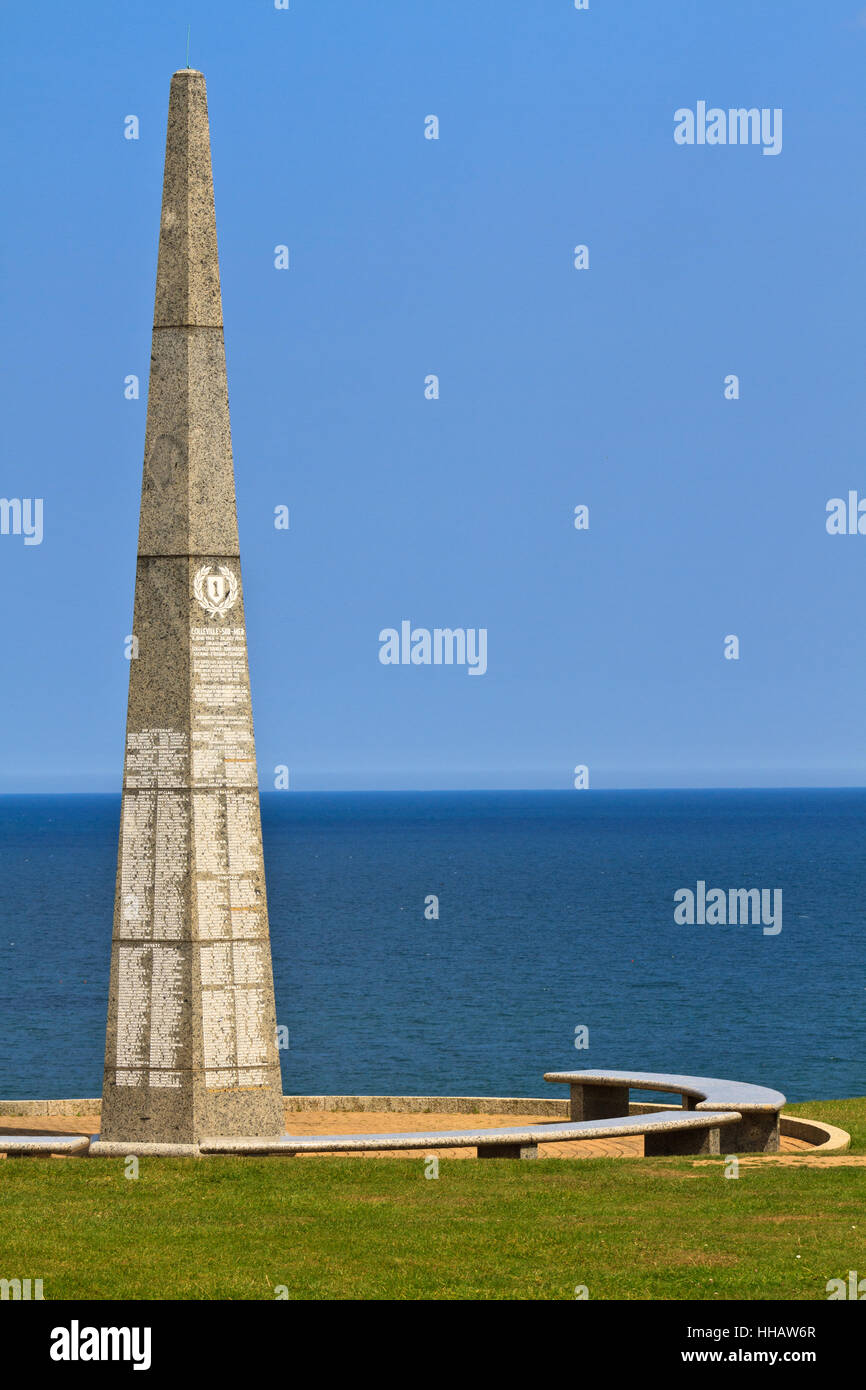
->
[193, 564, 239, 619]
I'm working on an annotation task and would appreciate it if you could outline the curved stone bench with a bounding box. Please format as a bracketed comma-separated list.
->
[543, 1070, 786, 1154]
[0, 1070, 788, 1159]
[201, 1105, 742, 1158]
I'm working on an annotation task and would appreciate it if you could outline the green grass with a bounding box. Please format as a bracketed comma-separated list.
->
[1, 1098, 863, 1301]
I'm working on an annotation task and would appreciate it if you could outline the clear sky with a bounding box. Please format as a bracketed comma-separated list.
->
[2, 0, 866, 791]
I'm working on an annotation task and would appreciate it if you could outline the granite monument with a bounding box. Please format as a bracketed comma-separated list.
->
[99, 69, 284, 1148]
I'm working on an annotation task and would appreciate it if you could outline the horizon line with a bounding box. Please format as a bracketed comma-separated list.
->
[1, 784, 865, 797]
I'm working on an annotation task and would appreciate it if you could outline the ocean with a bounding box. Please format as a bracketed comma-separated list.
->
[0, 790, 862, 1104]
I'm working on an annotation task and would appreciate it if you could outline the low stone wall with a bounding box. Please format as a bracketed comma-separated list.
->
[0, 1099, 99, 1116]
[779, 1114, 850, 1153]
[281, 1095, 568, 1116]
[0, 1095, 569, 1118]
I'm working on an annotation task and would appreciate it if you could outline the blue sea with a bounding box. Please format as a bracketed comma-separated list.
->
[0, 791, 863, 1104]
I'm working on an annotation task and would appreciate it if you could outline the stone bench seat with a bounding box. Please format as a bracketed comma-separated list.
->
[200, 1107, 740, 1158]
[0, 1134, 91, 1157]
[543, 1069, 786, 1153]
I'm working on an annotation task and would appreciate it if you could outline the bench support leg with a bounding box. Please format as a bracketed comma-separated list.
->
[644, 1125, 720, 1156]
[726, 1113, 780, 1154]
[476, 1143, 538, 1159]
[569, 1083, 630, 1122]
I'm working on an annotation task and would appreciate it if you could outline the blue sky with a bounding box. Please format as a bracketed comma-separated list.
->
[2, 0, 866, 790]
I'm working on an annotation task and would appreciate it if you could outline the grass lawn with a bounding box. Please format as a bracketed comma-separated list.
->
[1, 1098, 863, 1301]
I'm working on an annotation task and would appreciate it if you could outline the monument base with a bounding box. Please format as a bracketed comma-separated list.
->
[99, 1075, 285, 1147]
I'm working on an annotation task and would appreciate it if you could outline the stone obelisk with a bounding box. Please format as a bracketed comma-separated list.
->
[99, 69, 284, 1147]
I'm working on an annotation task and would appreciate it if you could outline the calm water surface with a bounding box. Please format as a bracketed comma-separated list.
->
[0, 790, 862, 1103]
